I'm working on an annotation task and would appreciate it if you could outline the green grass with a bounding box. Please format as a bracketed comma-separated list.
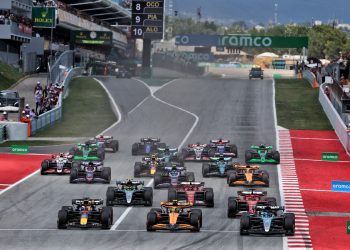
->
[275, 79, 333, 130]
[0, 140, 72, 147]
[34, 77, 117, 137]
[0, 60, 23, 90]
[138, 77, 177, 86]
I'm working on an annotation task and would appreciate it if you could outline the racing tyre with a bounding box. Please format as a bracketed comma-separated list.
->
[245, 150, 253, 163]
[101, 167, 111, 183]
[150, 208, 162, 213]
[167, 188, 177, 202]
[208, 148, 215, 157]
[106, 187, 115, 206]
[261, 77, 264, 80]
[71, 161, 80, 171]
[101, 207, 112, 229]
[190, 213, 201, 232]
[41, 160, 49, 175]
[273, 151, 280, 163]
[97, 148, 105, 160]
[186, 172, 195, 182]
[204, 188, 214, 207]
[143, 187, 153, 206]
[146, 212, 157, 231]
[202, 163, 210, 178]
[131, 143, 138, 155]
[240, 213, 250, 235]
[227, 197, 238, 218]
[181, 148, 189, 158]
[134, 162, 142, 177]
[111, 140, 119, 152]
[191, 209, 202, 227]
[261, 171, 269, 187]
[266, 197, 277, 206]
[284, 213, 295, 236]
[153, 173, 162, 189]
[70, 168, 78, 183]
[227, 172, 237, 186]
[57, 209, 68, 229]
[229, 144, 238, 157]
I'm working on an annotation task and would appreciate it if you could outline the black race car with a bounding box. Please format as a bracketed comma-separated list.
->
[86, 135, 119, 153]
[70, 161, 111, 184]
[154, 165, 195, 189]
[131, 137, 166, 155]
[41, 153, 73, 175]
[240, 206, 295, 236]
[106, 179, 153, 206]
[57, 198, 113, 229]
[208, 139, 238, 157]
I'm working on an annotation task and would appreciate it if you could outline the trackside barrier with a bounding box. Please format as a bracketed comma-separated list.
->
[319, 83, 350, 153]
[49, 50, 74, 84]
[303, 70, 319, 88]
[31, 67, 82, 135]
[0, 124, 5, 142]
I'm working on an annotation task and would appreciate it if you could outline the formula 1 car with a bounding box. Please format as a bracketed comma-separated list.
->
[168, 182, 214, 207]
[240, 206, 295, 236]
[146, 201, 202, 232]
[179, 143, 215, 162]
[153, 165, 195, 189]
[86, 135, 119, 153]
[227, 165, 269, 187]
[208, 139, 238, 157]
[227, 189, 277, 217]
[202, 155, 239, 177]
[41, 153, 73, 175]
[245, 144, 280, 164]
[106, 179, 153, 206]
[57, 198, 113, 229]
[70, 161, 111, 184]
[69, 143, 105, 161]
[134, 154, 169, 177]
[157, 146, 183, 163]
[131, 137, 166, 155]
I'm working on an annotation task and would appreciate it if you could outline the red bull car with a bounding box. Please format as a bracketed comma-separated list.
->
[227, 189, 277, 217]
[134, 154, 169, 177]
[179, 143, 215, 162]
[41, 153, 73, 175]
[209, 139, 238, 157]
[168, 182, 214, 207]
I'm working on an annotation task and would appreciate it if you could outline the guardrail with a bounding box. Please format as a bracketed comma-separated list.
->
[49, 50, 74, 84]
[0, 124, 5, 143]
[319, 83, 350, 153]
[31, 67, 82, 135]
[303, 70, 316, 87]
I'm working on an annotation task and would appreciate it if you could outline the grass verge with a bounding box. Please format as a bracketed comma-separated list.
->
[0, 60, 23, 90]
[0, 140, 72, 147]
[33, 77, 117, 137]
[275, 79, 332, 130]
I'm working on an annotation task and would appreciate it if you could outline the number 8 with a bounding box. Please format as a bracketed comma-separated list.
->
[136, 3, 141, 10]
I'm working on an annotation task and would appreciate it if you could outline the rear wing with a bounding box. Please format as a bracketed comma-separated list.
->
[235, 165, 260, 170]
[72, 198, 103, 206]
[254, 205, 284, 211]
[95, 135, 112, 139]
[161, 200, 192, 208]
[250, 145, 273, 150]
[73, 156, 102, 162]
[158, 147, 178, 152]
[164, 165, 185, 171]
[210, 139, 230, 143]
[117, 180, 144, 185]
[238, 190, 267, 196]
[179, 181, 204, 186]
[141, 137, 160, 142]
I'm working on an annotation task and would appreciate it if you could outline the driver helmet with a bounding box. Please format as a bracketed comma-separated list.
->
[219, 155, 225, 161]
[218, 138, 223, 142]
[151, 154, 157, 161]
[171, 165, 177, 171]
[88, 161, 94, 166]
[164, 147, 170, 153]
[259, 144, 265, 148]
[196, 142, 201, 146]
[59, 152, 64, 157]
[99, 135, 104, 139]
[126, 179, 133, 186]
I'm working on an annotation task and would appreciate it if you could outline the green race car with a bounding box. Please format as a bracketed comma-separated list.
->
[69, 143, 105, 161]
[245, 145, 280, 164]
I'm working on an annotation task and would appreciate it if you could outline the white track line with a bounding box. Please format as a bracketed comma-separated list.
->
[273, 79, 288, 250]
[110, 78, 199, 230]
[0, 170, 40, 195]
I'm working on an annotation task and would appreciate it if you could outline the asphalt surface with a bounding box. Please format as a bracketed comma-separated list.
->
[0, 77, 282, 250]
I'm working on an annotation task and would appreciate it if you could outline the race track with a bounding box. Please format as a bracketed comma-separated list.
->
[0, 77, 283, 250]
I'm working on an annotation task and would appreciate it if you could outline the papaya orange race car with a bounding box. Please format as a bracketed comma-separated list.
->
[226, 164, 269, 187]
[146, 201, 202, 232]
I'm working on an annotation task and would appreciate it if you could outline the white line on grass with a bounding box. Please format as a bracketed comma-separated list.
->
[110, 78, 199, 230]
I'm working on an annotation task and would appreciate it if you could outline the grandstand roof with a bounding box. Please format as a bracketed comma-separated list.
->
[59, 0, 131, 25]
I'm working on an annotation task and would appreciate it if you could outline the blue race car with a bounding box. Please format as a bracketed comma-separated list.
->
[131, 137, 166, 155]
[202, 155, 239, 177]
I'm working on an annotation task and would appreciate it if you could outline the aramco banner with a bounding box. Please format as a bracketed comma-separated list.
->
[32, 7, 56, 28]
[175, 35, 308, 48]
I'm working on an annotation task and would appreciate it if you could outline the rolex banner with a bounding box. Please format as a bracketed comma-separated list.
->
[32, 7, 56, 28]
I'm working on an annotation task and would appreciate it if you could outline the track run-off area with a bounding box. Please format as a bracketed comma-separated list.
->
[0, 76, 290, 249]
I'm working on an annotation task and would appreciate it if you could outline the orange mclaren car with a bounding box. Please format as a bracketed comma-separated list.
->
[226, 164, 269, 187]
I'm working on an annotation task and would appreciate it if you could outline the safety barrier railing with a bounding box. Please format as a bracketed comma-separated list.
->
[31, 67, 82, 135]
[319, 83, 350, 153]
[0, 124, 6, 143]
[49, 50, 74, 84]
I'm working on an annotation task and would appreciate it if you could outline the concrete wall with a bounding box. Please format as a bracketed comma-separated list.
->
[0, 51, 19, 65]
[1, 122, 28, 140]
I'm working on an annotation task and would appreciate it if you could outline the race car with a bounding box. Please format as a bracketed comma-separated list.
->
[202, 155, 239, 177]
[157, 146, 183, 163]
[41, 153, 73, 175]
[240, 206, 295, 236]
[227, 189, 277, 217]
[131, 137, 166, 155]
[245, 144, 280, 164]
[57, 198, 113, 229]
[86, 135, 119, 153]
[208, 139, 238, 157]
[69, 143, 105, 161]
[146, 201, 202, 232]
[153, 165, 195, 189]
[134, 154, 169, 177]
[168, 182, 214, 207]
[227, 165, 269, 187]
[106, 179, 153, 206]
[70, 161, 111, 184]
[179, 143, 215, 162]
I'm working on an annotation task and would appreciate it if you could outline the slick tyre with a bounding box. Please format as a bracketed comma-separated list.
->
[190, 213, 201, 232]
[167, 188, 177, 202]
[240, 213, 250, 235]
[101, 207, 112, 229]
[111, 140, 119, 152]
[57, 210, 68, 229]
[131, 143, 138, 155]
[191, 209, 202, 227]
[41, 160, 49, 175]
[134, 162, 142, 177]
[70, 168, 78, 183]
[202, 163, 210, 178]
[153, 173, 162, 189]
[261, 171, 269, 186]
[227, 172, 237, 186]
[106, 187, 115, 206]
[143, 187, 153, 206]
[284, 213, 295, 236]
[204, 188, 214, 207]
[229, 144, 238, 157]
[101, 167, 111, 183]
[227, 197, 238, 218]
[273, 151, 280, 163]
[146, 212, 157, 231]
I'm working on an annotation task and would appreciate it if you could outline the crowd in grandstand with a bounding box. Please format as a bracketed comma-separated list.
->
[33, 0, 57, 7]
[31, 81, 61, 117]
[0, 10, 32, 27]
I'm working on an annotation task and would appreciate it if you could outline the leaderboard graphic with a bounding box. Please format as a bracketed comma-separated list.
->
[131, 0, 164, 39]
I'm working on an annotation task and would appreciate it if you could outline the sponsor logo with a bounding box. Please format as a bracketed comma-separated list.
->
[218, 36, 272, 47]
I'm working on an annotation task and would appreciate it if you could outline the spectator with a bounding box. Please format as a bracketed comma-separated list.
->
[0, 111, 8, 121]
[29, 109, 37, 119]
[34, 81, 42, 93]
[35, 88, 42, 113]
[24, 104, 31, 114]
